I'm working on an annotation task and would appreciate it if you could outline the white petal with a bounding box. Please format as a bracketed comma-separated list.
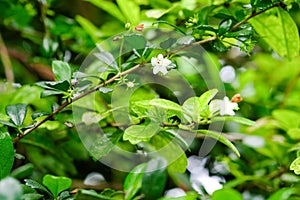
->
[165, 188, 186, 198]
[153, 66, 160, 74]
[162, 58, 171, 67]
[157, 54, 164, 60]
[151, 57, 157, 66]
[210, 100, 221, 114]
[160, 66, 168, 75]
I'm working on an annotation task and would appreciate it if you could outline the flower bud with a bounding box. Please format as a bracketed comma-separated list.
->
[125, 22, 131, 30]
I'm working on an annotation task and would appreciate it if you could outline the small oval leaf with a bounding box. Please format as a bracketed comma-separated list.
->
[6, 104, 27, 127]
[42, 174, 72, 197]
[52, 61, 72, 81]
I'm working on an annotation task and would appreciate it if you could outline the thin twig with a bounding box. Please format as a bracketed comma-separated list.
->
[230, 3, 280, 32]
[0, 33, 14, 83]
[13, 64, 142, 143]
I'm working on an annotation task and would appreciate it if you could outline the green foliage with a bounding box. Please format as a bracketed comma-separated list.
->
[1, 0, 300, 199]
[0, 132, 14, 180]
[250, 7, 299, 59]
[197, 130, 240, 157]
[123, 123, 161, 144]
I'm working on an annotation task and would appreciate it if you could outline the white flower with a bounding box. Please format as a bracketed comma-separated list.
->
[151, 54, 175, 75]
[187, 156, 225, 195]
[126, 81, 135, 88]
[210, 96, 239, 116]
[164, 188, 186, 198]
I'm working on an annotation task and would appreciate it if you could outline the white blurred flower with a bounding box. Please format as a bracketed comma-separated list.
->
[210, 96, 239, 116]
[190, 169, 223, 195]
[165, 188, 186, 198]
[187, 156, 225, 195]
[126, 81, 135, 88]
[83, 172, 106, 186]
[151, 54, 175, 75]
[219, 65, 236, 83]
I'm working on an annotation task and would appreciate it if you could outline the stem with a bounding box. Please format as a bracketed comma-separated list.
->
[13, 64, 142, 144]
[229, 3, 280, 32]
[0, 33, 14, 83]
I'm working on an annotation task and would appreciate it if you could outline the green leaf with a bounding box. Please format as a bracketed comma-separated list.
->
[197, 130, 240, 157]
[211, 116, 256, 126]
[25, 179, 53, 198]
[194, 24, 218, 32]
[0, 132, 14, 179]
[249, 7, 299, 59]
[182, 89, 218, 122]
[6, 104, 27, 127]
[35, 80, 70, 92]
[116, 0, 140, 24]
[90, 131, 122, 159]
[86, 0, 126, 23]
[52, 61, 72, 81]
[150, 134, 188, 173]
[75, 15, 102, 42]
[267, 188, 296, 200]
[11, 163, 34, 179]
[94, 51, 119, 70]
[212, 188, 242, 200]
[134, 99, 182, 119]
[0, 177, 22, 200]
[21, 193, 44, 200]
[31, 112, 49, 120]
[42, 174, 72, 197]
[213, 39, 228, 52]
[218, 18, 234, 36]
[153, 21, 186, 34]
[124, 34, 147, 50]
[124, 163, 147, 200]
[99, 87, 113, 94]
[123, 123, 160, 144]
[0, 120, 17, 128]
[160, 38, 177, 49]
[290, 157, 300, 175]
[142, 157, 167, 200]
[75, 188, 120, 200]
[288, 128, 300, 140]
[166, 130, 190, 151]
[41, 90, 65, 98]
[272, 109, 300, 130]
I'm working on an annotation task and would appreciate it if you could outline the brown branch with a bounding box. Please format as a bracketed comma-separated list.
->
[8, 48, 54, 80]
[13, 64, 142, 144]
[0, 33, 14, 83]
